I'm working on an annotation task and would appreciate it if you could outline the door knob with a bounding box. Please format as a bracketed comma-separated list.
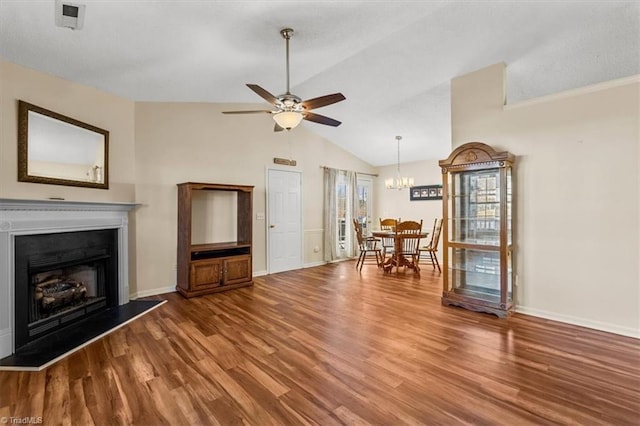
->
[269, 225, 275, 228]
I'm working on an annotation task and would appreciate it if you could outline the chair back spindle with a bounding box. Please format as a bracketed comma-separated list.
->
[389, 220, 423, 274]
[379, 218, 400, 260]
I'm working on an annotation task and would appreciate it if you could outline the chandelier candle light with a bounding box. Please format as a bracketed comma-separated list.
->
[386, 136, 414, 189]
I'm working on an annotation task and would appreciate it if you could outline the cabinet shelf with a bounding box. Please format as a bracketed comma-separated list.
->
[440, 142, 515, 318]
[190, 241, 251, 252]
[191, 245, 250, 261]
[449, 194, 499, 199]
[454, 285, 501, 300]
[449, 265, 501, 275]
[448, 241, 502, 248]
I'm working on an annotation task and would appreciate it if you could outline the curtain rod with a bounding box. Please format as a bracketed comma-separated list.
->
[320, 165, 378, 177]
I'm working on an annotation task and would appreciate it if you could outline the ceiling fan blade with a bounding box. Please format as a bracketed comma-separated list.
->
[303, 112, 342, 127]
[246, 84, 278, 105]
[274, 123, 285, 132]
[222, 110, 273, 114]
[302, 93, 346, 110]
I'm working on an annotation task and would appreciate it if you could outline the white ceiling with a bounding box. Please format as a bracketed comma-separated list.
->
[1, 1, 638, 166]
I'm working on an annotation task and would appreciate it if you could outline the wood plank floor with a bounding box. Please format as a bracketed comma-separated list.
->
[1, 261, 638, 425]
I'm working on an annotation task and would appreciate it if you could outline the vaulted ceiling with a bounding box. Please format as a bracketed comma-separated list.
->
[1, 1, 638, 166]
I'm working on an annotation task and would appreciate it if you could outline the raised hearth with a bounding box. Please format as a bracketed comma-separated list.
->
[0, 299, 165, 371]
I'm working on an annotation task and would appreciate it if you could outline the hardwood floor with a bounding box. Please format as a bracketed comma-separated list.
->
[1, 261, 638, 425]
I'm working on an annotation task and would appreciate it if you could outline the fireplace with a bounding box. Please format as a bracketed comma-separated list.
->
[0, 198, 136, 360]
[14, 229, 118, 350]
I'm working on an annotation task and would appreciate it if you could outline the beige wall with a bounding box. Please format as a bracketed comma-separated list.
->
[0, 60, 136, 201]
[1, 60, 137, 297]
[0, 59, 375, 298]
[452, 63, 639, 337]
[5, 58, 636, 336]
[375, 160, 443, 250]
[133, 102, 376, 296]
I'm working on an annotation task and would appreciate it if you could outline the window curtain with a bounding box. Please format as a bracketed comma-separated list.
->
[346, 170, 358, 259]
[323, 167, 358, 262]
[323, 168, 338, 261]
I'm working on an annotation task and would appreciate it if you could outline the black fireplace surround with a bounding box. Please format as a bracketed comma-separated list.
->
[14, 229, 118, 351]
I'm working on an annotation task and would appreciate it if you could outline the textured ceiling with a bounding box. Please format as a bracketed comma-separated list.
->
[1, 1, 638, 166]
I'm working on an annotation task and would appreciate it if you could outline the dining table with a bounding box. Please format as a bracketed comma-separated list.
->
[371, 230, 429, 273]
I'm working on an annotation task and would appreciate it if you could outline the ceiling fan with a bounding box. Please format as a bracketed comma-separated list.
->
[223, 28, 346, 131]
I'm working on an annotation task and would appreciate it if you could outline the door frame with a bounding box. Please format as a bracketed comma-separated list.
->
[356, 175, 374, 235]
[266, 167, 304, 274]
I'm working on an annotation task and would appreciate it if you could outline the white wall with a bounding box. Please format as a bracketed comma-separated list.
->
[451, 63, 639, 337]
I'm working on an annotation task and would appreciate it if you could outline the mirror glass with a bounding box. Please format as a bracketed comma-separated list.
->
[18, 100, 109, 189]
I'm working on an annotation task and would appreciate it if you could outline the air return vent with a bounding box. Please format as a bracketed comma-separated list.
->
[55, 0, 85, 30]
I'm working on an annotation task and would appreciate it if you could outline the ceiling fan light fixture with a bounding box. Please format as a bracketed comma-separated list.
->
[273, 111, 303, 130]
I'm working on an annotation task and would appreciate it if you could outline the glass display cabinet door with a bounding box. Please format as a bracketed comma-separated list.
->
[439, 142, 515, 318]
[450, 169, 501, 246]
[448, 247, 504, 302]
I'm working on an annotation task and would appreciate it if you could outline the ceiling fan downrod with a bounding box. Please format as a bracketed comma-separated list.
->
[281, 28, 294, 95]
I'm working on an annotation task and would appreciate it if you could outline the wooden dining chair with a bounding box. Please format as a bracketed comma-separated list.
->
[379, 217, 399, 261]
[418, 218, 443, 272]
[396, 220, 422, 234]
[387, 220, 423, 274]
[353, 219, 382, 271]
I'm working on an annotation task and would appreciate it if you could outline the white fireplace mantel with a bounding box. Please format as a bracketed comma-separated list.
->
[0, 198, 137, 359]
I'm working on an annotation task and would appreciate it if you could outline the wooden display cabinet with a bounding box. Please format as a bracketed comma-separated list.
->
[439, 142, 515, 317]
[176, 182, 253, 298]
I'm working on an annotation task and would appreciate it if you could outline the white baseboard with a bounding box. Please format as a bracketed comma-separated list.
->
[327, 258, 352, 264]
[129, 271, 269, 298]
[304, 261, 327, 268]
[130, 285, 176, 299]
[516, 305, 640, 339]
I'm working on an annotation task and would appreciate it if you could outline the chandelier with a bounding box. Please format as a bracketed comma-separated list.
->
[385, 136, 414, 190]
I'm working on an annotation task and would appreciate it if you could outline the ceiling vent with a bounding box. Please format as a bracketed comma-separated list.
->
[55, 0, 85, 30]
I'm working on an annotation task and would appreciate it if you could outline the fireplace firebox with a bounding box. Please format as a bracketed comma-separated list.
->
[14, 229, 118, 351]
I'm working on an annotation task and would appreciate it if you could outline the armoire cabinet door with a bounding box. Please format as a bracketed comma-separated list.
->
[223, 255, 251, 286]
[190, 259, 222, 289]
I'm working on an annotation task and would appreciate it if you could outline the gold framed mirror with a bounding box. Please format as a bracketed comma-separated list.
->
[18, 100, 109, 189]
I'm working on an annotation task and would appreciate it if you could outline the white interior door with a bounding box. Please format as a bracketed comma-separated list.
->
[268, 169, 303, 273]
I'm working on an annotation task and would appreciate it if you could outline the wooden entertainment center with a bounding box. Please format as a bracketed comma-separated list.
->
[176, 182, 254, 298]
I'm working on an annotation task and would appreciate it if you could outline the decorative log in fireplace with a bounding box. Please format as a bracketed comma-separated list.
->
[35, 276, 87, 312]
